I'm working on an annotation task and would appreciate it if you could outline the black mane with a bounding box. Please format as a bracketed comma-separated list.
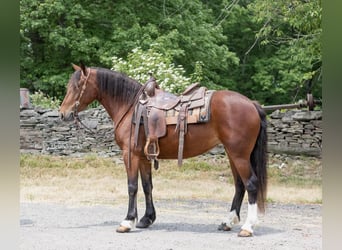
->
[94, 67, 142, 103]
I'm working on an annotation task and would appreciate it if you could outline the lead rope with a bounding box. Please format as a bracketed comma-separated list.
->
[74, 107, 96, 134]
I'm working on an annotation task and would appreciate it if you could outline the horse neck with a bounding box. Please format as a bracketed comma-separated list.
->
[98, 94, 132, 127]
[93, 68, 141, 129]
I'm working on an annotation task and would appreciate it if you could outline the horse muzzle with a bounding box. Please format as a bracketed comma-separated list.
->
[59, 110, 74, 121]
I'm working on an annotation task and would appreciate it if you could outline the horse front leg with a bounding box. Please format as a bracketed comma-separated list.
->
[136, 159, 156, 228]
[116, 152, 139, 233]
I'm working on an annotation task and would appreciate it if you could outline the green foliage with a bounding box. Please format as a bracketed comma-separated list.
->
[245, 0, 322, 104]
[20, 0, 322, 106]
[20, 0, 116, 98]
[30, 90, 61, 109]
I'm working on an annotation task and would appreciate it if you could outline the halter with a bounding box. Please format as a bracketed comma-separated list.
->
[75, 68, 91, 110]
[73, 68, 95, 134]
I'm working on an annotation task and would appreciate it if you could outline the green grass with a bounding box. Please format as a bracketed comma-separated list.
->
[20, 153, 322, 187]
[267, 155, 322, 187]
[20, 153, 322, 204]
[20, 153, 117, 169]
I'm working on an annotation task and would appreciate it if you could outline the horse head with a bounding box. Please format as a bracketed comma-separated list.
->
[59, 63, 98, 121]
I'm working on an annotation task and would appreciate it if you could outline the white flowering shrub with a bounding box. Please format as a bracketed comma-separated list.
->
[111, 45, 199, 94]
[30, 90, 61, 109]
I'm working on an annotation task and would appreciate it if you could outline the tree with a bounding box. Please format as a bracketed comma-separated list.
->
[20, 0, 107, 97]
[246, 0, 322, 104]
[20, 0, 321, 106]
[20, 0, 240, 99]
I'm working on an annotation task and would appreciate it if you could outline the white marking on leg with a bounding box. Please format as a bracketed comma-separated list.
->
[120, 219, 137, 229]
[241, 203, 258, 233]
[224, 210, 240, 228]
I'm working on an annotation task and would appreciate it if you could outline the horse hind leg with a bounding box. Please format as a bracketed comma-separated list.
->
[233, 157, 259, 237]
[239, 173, 259, 237]
[235, 107, 268, 237]
[223, 153, 259, 237]
[218, 158, 245, 231]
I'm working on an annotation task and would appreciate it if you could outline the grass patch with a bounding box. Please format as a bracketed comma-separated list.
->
[181, 157, 226, 171]
[20, 153, 322, 205]
[20, 153, 118, 169]
[267, 155, 322, 187]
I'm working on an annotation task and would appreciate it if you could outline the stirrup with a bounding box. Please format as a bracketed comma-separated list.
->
[144, 138, 160, 170]
[144, 138, 160, 160]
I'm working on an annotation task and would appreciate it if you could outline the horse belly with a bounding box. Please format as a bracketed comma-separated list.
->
[157, 123, 220, 159]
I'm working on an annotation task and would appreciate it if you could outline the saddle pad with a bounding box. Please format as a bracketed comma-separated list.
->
[164, 90, 215, 125]
[132, 90, 215, 148]
[180, 86, 206, 104]
[132, 90, 215, 125]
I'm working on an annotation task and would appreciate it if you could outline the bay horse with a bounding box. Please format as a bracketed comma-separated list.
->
[59, 63, 268, 237]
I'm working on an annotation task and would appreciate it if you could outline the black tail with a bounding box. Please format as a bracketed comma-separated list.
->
[251, 103, 268, 213]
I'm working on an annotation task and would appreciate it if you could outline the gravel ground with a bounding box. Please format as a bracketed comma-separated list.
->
[20, 200, 321, 250]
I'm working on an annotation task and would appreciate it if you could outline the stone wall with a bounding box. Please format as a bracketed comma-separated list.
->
[20, 106, 120, 158]
[266, 109, 322, 156]
[20, 106, 322, 157]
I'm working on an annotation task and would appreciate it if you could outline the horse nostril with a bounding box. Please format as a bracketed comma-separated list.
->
[59, 111, 74, 121]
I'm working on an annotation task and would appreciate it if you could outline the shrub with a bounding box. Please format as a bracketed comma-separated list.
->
[112, 44, 202, 94]
[30, 90, 61, 109]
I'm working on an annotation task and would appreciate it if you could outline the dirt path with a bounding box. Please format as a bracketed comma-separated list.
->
[20, 200, 321, 250]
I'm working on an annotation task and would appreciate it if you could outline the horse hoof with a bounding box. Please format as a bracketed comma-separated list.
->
[218, 223, 232, 231]
[136, 218, 153, 228]
[238, 229, 253, 237]
[116, 226, 131, 233]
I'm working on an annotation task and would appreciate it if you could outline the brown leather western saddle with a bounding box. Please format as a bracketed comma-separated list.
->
[133, 76, 215, 169]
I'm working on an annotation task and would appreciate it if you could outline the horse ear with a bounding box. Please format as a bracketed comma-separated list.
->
[71, 63, 81, 71]
[80, 61, 87, 75]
